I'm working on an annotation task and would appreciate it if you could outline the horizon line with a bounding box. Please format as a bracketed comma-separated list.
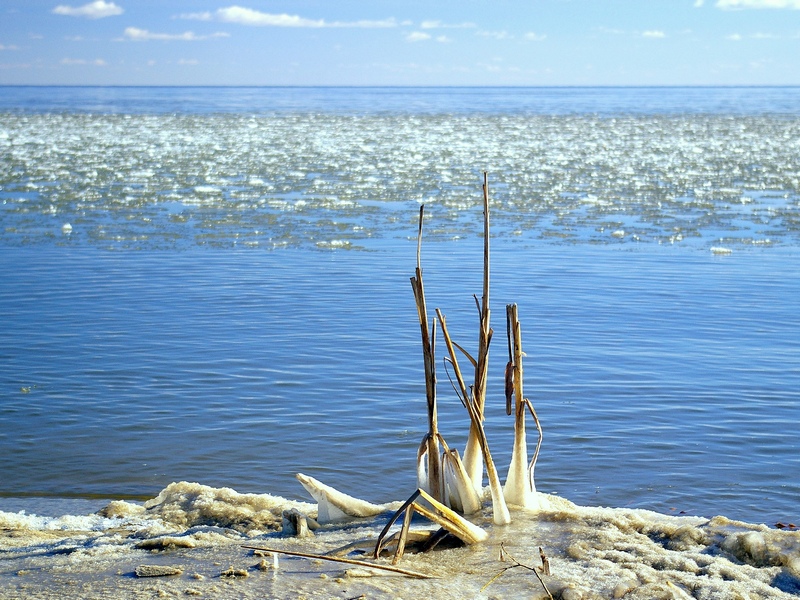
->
[2, 84, 800, 89]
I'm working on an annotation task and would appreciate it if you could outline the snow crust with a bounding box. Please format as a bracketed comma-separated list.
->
[2, 481, 799, 599]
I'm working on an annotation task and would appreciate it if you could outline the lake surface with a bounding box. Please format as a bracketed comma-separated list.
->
[1, 86, 799, 525]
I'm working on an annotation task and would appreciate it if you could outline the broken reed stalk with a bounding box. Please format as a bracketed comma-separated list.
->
[241, 545, 436, 579]
[462, 172, 493, 493]
[393, 496, 415, 564]
[375, 488, 489, 562]
[436, 307, 511, 526]
[374, 489, 422, 559]
[410, 205, 445, 503]
[413, 488, 489, 544]
[504, 303, 543, 508]
[539, 546, 551, 576]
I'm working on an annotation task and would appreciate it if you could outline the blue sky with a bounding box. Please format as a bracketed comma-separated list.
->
[1, 0, 799, 85]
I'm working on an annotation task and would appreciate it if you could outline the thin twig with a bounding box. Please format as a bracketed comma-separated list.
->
[442, 356, 468, 409]
[241, 545, 436, 579]
[525, 398, 544, 489]
[481, 543, 553, 599]
[479, 567, 512, 592]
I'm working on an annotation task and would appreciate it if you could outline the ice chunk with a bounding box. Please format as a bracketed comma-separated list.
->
[295, 473, 388, 523]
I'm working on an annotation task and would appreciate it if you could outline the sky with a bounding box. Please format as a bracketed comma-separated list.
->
[1, 0, 799, 86]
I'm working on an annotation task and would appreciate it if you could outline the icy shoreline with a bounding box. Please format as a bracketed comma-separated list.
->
[2, 481, 799, 599]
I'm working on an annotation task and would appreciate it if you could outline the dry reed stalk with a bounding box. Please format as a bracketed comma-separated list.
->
[410, 205, 446, 503]
[436, 307, 511, 525]
[503, 303, 543, 509]
[462, 172, 493, 493]
[392, 497, 415, 564]
[241, 545, 436, 579]
[434, 174, 510, 525]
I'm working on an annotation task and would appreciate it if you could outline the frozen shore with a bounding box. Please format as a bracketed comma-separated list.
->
[1, 481, 799, 600]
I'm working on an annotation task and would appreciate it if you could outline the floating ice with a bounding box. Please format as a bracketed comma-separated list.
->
[1, 112, 799, 249]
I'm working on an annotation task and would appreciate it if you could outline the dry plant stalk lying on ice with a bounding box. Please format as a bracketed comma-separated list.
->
[250, 173, 548, 577]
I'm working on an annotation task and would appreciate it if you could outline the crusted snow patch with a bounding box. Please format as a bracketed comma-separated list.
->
[141, 481, 315, 533]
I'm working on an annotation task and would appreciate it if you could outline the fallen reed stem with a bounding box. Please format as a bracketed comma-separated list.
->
[241, 545, 436, 579]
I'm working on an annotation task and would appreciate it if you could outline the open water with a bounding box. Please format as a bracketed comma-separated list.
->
[1, 86, 799, 525]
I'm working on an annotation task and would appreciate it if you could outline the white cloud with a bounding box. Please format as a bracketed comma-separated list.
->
[524, 32, 547, 41]
[123, 27, 229, 42]
[420, 20, 475, 29]
[179, 6, 397, 28]
[216, 6, 326, 27]
[716, 0, 800, 8]
[0, 44, 20, 51]
[60, 57, 107, 66]
[435, 35, 452, 43]
[406, 31, 431, 42]
[178, 58, 199, 65]
[598, 27, 667, 39]
[476, 30, 511, 40]
[727, 31, 782, 39]
[53, 1, 123, 19]
[694, 0, 705, 6]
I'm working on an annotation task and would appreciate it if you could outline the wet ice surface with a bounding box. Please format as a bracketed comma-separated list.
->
[1, 113, 799, 250]
[1, 481, 800, 599]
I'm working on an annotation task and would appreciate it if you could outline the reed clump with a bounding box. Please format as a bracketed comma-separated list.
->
[409, 172, 543, 526]
[273, 173, 548, 578]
